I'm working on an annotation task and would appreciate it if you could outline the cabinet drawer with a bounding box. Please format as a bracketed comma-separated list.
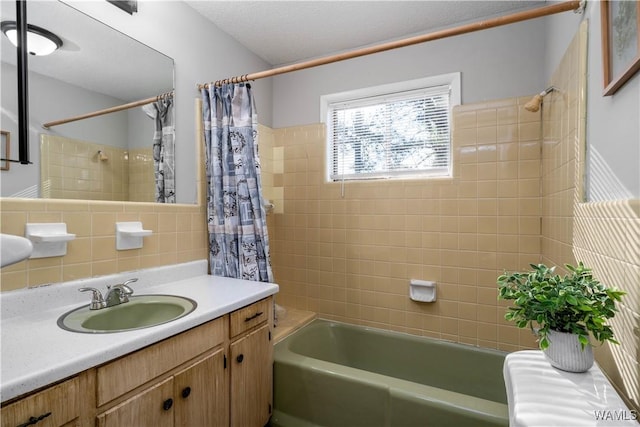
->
[230, 298, 270, 338]
[1, 377, 79, 427]
[96, 316, 224, 406]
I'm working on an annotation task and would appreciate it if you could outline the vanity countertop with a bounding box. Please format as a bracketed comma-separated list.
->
[0, 260, 279, 403]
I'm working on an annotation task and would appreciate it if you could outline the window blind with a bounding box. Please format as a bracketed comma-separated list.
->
[328, 85, 451, 181]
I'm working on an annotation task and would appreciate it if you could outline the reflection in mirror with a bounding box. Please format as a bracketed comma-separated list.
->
[0, 1, 175, 202]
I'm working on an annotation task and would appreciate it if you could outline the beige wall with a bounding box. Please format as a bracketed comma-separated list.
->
[269, 95, 543, 352]
[541, 22, 639, 412]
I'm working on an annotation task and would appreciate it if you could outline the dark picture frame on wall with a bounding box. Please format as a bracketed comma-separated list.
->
[1, 130, 10, 171]
[601, 0, 640, 96]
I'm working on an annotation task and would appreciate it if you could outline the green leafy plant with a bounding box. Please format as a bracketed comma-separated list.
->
[497, 262, 625, 350]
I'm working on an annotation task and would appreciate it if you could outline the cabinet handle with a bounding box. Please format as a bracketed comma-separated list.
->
[163, 398, 173, 411]
[181, 386, 191, 399]
[16, 412, 51, 427]
[244, 311, 263, 322]
[236, 354, 244, 363]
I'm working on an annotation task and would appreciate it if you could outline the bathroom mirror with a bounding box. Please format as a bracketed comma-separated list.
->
[0, 0, 175, 202]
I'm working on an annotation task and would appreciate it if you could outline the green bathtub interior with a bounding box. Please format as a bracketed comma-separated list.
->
[270, 319, 508, 427]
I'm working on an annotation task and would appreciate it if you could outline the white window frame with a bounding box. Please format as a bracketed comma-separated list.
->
[321, 72, 461, 182]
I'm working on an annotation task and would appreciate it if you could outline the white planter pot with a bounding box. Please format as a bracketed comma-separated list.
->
[543, 329, 594, 372]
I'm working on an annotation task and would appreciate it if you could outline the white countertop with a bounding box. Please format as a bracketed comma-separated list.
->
[0, 260, 279, 403]
[504, 350, 637, 426]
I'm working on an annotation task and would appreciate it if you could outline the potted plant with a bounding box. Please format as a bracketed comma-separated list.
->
[497, 262, 625, 372]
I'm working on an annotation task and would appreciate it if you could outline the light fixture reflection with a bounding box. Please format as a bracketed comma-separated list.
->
[1, 21, 63, 56]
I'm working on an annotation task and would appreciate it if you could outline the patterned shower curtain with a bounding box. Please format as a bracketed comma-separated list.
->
[143, 95, 175, 203]
[201, 83, 273, 282]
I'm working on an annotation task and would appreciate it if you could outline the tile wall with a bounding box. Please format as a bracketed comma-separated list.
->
[128, 147, 155, 203]
[0, 105, 209, 292]
[0, 199, 207, 291]
[269, 96, 544, 352]
[541, 22, 639, 411]
[1, 119, 277, 293]
[40, 135, 129, 201]
[40, 135, 158, 203]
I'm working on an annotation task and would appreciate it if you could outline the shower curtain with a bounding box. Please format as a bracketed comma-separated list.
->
[201, 83, 273, 282]
[143, 95, 175, 203]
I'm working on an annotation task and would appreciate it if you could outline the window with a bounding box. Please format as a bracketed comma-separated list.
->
[322, 73, 460, 181]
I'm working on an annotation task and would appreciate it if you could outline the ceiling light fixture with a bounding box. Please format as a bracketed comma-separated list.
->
[1, 21, 63, 56]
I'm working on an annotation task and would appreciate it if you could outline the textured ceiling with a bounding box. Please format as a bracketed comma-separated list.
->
[184, 1, 546, 66]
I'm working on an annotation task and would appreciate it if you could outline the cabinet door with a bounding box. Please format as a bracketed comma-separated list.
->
[174, 349, 228, 427]
[230, 324, 272, 427]
[96, 377, 174, 427]
[1, 377, 79, 427]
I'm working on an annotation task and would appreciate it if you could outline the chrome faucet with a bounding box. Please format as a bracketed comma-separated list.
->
[79, 278, 137, 310]
[105, 278, 137, 306]
[78, 287, 106, 310]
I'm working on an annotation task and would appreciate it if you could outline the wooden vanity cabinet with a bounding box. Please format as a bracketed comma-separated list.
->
[96, 296, 273, 427]
[96, 348, 227, 427]
[97, 377, 174, 427]
[1, 296, 274, 427]
[173, 348, 228, 427]
[0, 377, 80, 427]
[229, 298, 273, 427]
[95, 316, 227, 427]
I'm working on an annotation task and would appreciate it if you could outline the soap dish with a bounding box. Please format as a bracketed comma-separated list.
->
[409, 279, 436, 302]
[116, 222, 153, 250]
[25, 223, 76, 259]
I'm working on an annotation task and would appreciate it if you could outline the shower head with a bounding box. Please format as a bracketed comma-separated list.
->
[524, 87, 557, 112]
[97, 150, 109, 161]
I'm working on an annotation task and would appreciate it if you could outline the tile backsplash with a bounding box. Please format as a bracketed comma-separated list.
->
[0, 106, 209, 291]
[0, 199, 207, 291]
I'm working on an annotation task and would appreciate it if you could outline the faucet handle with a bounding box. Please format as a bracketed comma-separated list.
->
[116, 278, 137, 297]
[121, 278, 137, 294]
[79, 287, 106, 310]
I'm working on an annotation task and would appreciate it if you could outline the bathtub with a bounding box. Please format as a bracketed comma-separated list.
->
[270, 319, 508, 427]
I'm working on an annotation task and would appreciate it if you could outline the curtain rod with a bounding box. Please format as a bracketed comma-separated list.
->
[198, 0, 583, 89]
[42, 91, 174, 129]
